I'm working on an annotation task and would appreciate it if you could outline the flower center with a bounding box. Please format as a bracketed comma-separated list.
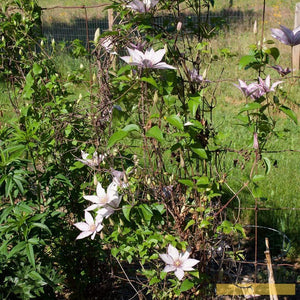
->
[142, 59, 153, 68]
[89, 224, 96, 232]
[174, 260, 181, 267]
[100, 195, 109, 204]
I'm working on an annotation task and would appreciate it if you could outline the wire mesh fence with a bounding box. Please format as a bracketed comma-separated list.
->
[41, 5, 258, 46]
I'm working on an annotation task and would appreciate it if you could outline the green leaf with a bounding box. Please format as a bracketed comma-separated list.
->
[122, 205, 132, 221]
[32, 63, 42, 75]
[31, 222, 51, 235]
[279, 105, 298, 124]
[7, 241, 26, 258]
[266, 47, 280, 61]
[180, 279, 194, 292]
[149, 276, 160, 285]
[122, 124, 140, 132]
[107, 130, 128, 148]
[195, 176, 209, 186]
[139, 204, 153, 223]
[166, 115, 183, 131]
[146, 126, 163, 143]
[26, 243, 35, 268]
[239, 55, 257, 69]
[184, 219, 195, 231]
[252, 174, 265, 182]
[199, 219, 211, 228]
[178, 179, 194, 187]
[111, 247, 119, 257]
[190, 144, 208, 159]
[262, 156, 271, 175]
[141, 76, 158, 89]
[239, 102, 261, 113]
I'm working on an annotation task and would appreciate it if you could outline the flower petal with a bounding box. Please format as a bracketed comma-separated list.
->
[150, 48, 165, 65]
[180, 250, 190, 262]
[84, 210, 94, 225]
[167, 244, 179, 261]
[279, 25, 294, 45]
[83, 195, 100, 203]
[74, 222, 89, 231]
[271, 28, 290, 45]
[76, 231, 92, 240]
[163, 265, 177, 273]
[159, 253, 174, 265]
[153, 62, 176, 70]
[181, 258, 200, 271]
[96, 182, 106, 198]
[85, 204, 100, 211]
[174, 268, 185, 281]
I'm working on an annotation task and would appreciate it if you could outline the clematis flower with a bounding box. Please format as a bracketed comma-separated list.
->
[110, 168, 129, 189]
[257, 75, 282, 95]
[126, 0, 159, 13]
[271, 25, 300, 46]
[233, 79, 261, 99]
[84, 181, 121, 212]
[100, 37, 117, 54]
[159, 244, 199, 281]
[77, 151, 105, 167]
[120, 47, 176, 70]
[188, 69, 211, 84]
[74, 211, 103, 240]
[270, 65, 291, 77]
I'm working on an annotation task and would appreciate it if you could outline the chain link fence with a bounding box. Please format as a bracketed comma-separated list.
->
[41, 5, 257, 46]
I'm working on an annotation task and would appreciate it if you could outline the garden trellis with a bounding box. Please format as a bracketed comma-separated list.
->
[1, 0, 299, 298]
[38, 1, 300, 297]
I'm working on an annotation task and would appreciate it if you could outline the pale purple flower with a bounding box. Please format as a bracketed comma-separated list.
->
[74, 211, 103, 240]
[271, 25, 300, 46]
[126, 0, 159, 13]
[159, 244, 199, 281]
[110, 168, 129, 189]
[234, 79, 261, 99]
[77, 151, 106, 167]
[100, 37, 117, 54]
[129, 41, 147, 51]
[271, 65, 291, 77]
[188, 69, 211, 84]
[257, 75, 282, 94]
[120, 47, 176, 70]
[84, 181, 121, 212]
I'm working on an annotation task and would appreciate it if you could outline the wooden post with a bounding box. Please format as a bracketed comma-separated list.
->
[293, 3, 300, 71]
[264, 238, 278, 300]
[108, 8, 113, 31]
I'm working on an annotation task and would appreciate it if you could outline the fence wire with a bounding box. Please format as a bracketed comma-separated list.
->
[41, 5, 257, 46]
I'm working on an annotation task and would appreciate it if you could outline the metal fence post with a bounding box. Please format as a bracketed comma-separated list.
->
[293, 3, 300, 71]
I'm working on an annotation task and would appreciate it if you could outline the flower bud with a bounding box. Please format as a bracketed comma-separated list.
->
[94, 28, 100, 44]
[176, 21, 182, 32]
[93, 174, 98, 186]
[253, 20, 258, 35]
[153, 90, 158, 104]
[80, 63, 84, 70]
[51, 38, 55, 48]
[40, 40, 44, 47]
